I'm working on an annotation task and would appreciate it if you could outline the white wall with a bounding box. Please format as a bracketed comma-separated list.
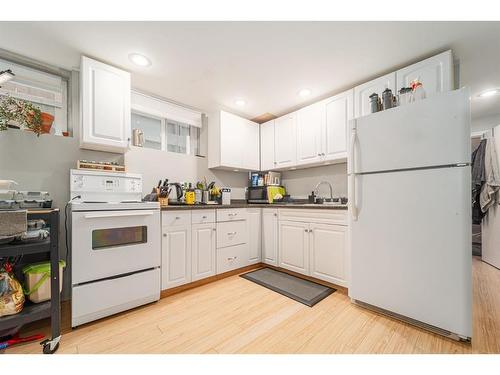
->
[281, 163, 348, 199]
[471, 113, 500, 134]
[125, 147, 248, 199]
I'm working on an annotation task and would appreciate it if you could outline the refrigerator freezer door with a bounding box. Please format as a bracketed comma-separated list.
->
[350, 88, 470, 175]
[348, 166, 472, 338]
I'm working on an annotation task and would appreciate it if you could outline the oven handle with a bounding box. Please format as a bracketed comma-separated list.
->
[84, 212, 155, 219]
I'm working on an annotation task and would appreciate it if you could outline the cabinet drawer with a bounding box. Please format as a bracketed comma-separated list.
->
[217, 220, 248, 248]
[278, 209, 347, 226]
[217, 208, 247, 222]
[192, 210, 216, 224]
[217, 244, 248, 274]
[162, 211, 191, 226]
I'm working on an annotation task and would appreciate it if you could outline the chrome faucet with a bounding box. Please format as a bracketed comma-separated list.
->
[314, 181, 334, 201]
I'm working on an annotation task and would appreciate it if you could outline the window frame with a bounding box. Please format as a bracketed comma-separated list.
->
[0, 48, 73, 136]
[131, 105, 200, 157]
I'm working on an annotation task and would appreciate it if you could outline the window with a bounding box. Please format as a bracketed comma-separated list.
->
[130, 91, 203, 156]
[166, 119, 200, 155]
[0, 56, 70, 135]
[131, 112, 162, 150]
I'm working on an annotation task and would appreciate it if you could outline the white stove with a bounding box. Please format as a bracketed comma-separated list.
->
[69, 169, 160, 327]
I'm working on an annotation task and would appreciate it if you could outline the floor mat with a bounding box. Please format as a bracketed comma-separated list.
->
[240, 267, 336, 307]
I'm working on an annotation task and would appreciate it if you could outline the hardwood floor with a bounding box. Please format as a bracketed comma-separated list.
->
[5, 257, 500, 354]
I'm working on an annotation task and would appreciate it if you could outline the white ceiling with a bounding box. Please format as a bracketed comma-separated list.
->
[0, 21, 499, 120]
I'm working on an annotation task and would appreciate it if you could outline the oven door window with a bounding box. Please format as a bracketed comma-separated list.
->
[92, 226, 147, 250]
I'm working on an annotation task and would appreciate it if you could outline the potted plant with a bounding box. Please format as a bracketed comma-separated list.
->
[0, 95, 44, 136]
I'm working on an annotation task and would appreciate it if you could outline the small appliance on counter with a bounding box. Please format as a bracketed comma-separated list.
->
[247, 185, 286, 204]
[0, 181, 53, 211]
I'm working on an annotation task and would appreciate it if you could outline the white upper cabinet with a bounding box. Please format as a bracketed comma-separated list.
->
[323, 89, 353, 161]
[354, 72, 396, 118]
[208, 110, 259, 171]
[296, 101, 325, 165]
[274, 113, 297, 168]
[260, 120, 276, 171]
[80, 56, 131, 153]
[396, 50, 454, 97]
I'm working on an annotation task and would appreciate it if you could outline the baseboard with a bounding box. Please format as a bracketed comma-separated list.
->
[160, 263, 263, 298]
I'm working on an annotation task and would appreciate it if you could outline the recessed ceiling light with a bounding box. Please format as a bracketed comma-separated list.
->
[235, 99, 246, 106]
[478, 89, 500, 98]
[128, 53, 152, 67]
[299, 88, 312, 97]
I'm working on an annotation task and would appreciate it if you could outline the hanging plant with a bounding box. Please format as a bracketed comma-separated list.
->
[0, 95, 43, 136]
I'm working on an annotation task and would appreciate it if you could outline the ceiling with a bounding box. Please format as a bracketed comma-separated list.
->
[0, 21, 499, 121]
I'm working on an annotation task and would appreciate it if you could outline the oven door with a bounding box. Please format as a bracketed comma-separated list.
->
[71, 209, 160, 285]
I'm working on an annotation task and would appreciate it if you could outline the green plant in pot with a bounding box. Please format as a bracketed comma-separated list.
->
[0, 95, 44, 136]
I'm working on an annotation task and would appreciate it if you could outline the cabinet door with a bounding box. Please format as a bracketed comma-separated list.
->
[220, 110, 244, 168]
[262, 209, 279, 266]
[310, 223, 347, 285]
[80, 56, 131, 153]
[260, 120, 276, 171]
[162, 225, 192, 289]
[274, 113, 297, 168]
[278, 220, 309, 275]
[296, 102, 324, 165]
[247, 208, 262, 264]
[354, 72, 396, 118]
[242, 118, 260, 171]
[191, 223, 216, 282]
[323, 89, 353, 161]
[396, 50, 453, 97]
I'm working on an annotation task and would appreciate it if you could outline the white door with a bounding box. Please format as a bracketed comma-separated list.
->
[191, 223, 216, 281]
[242, 118, 260, 171]
[162, 224, 192, 289]
[80, 56, 131, 153]
[350, 88, 470, 174]
[310, 223, 347, 285]
[349, 166, 472, 338]
[354, 72, 396, 118]
[260, 120, 276, 171]
[220, 110, 244, 169]
[274, 113, 297, 168]
[262, 209, 278, 266]
[396, 50, 453, 97]
[296, 102, 324, 165]
[323, 89, 353, 161]
[279, 220, 309, 275]
[247, 208, 262, 264]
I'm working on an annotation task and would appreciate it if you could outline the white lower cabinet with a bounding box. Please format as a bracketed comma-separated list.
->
[309, 223, 347, 285]
[161, 224, 192, 289]
[277, 209, 348, 287]
[191, 223, 216, 282]
[279, 220, 310, 275]
[262, 209, 279, 266]
[247, 208, 262, 264]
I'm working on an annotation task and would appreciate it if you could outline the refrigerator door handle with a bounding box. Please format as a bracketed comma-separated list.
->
[349, 123, 358, 221]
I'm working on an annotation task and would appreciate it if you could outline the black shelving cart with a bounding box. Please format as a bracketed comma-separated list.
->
[0, 209, 61, 354]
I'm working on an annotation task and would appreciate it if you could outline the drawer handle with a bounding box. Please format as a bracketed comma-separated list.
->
[227, 231, 237, 236]
[202, 215, 207, 219]
[175, 216, 181, 220]
[228, 213, 238, 217]
[227, 256, 238, 261]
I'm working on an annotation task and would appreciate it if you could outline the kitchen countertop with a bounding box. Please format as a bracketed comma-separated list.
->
[160, 200, 348, 211]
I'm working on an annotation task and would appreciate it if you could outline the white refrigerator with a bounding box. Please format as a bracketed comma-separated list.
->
[348, 88, 472, 341]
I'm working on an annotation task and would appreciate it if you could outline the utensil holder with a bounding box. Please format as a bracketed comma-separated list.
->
[158, 197, 169, 208]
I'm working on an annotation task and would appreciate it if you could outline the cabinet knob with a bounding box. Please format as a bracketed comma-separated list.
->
[163, 233, 167, 237]
[304, 229, 308, 232]
[202, 215, 207, 219]
[175, 216, 180, 220]
[274, 213, 278, 217]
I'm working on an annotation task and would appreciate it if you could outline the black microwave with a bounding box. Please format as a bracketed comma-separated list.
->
[247, 186, 285, 204]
